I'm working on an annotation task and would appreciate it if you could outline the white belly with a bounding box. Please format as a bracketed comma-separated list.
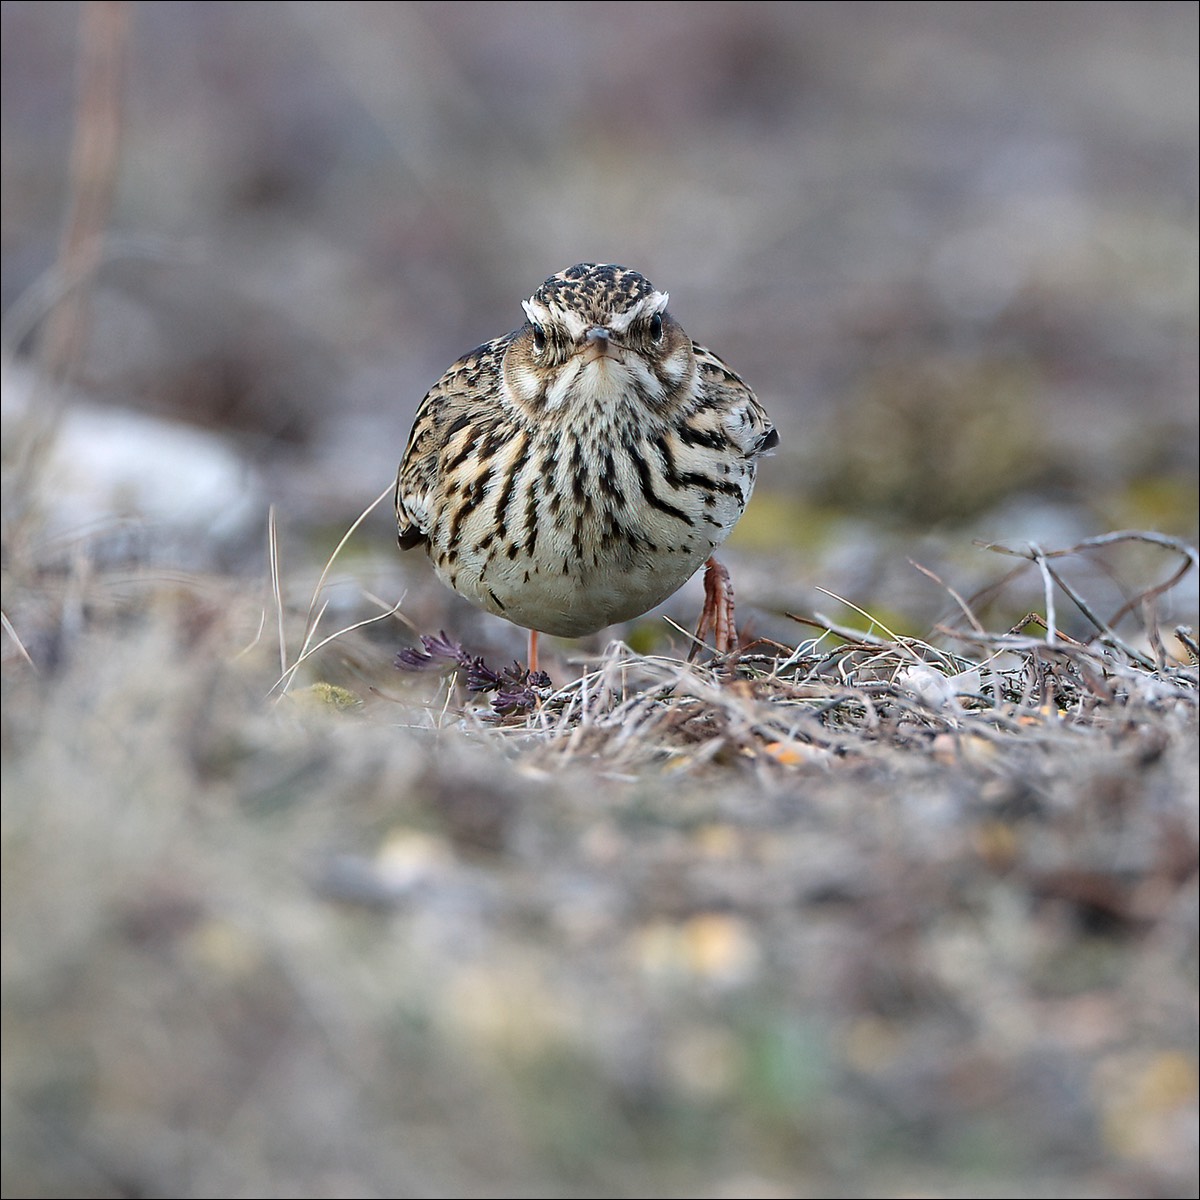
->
[443, 538, 711, 637]
[438, 473, 749, 637]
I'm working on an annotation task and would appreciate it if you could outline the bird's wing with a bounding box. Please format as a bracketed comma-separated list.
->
[689, 341, 778, 459]
[395, 337, 509, 550]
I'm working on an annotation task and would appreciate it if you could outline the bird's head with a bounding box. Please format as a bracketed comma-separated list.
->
[502, 263, 696, 417]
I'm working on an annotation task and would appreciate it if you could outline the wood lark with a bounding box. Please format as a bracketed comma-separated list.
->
[396, 263, 778, 670]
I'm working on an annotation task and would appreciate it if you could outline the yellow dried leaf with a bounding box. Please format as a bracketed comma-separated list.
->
[763, 740, 805, 765]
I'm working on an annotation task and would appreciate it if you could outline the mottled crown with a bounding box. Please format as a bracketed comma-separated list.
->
[523, 266, 672, 343]
[528, 263, 663, 327]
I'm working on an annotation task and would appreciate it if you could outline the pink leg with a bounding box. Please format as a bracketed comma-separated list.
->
[528, 629, 540, 674]
[690, 556, 737, 659]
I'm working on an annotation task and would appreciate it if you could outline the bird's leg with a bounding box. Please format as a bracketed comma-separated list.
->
[690, 555, 737, 659]
[528, 628, 540, 675]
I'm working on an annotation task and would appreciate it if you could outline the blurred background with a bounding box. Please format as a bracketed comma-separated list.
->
[3, 7, 1199, 1199]
[3, 0, 1197, 651]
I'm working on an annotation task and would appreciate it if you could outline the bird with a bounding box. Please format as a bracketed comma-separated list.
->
[395, 262, 777, 672]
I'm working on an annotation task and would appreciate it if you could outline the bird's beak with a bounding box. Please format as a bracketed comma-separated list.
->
[582, 326, 611, 361]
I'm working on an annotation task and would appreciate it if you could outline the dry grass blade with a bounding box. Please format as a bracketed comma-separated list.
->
[909, 558, 987, 635]
[1, 609, 37, 672]
[297, 482, 395, 658]
[234, 605, 269, 662]
[814, 585, 910, 647]
[1176, 626, 1199, 663]
[978, 531, 1198, 651]
[266, 484, 407, 699]
[788, 611, 889, 648]
[269, 598, 408, 700]
[1093, 533, 1199, 629]
[268, 504, 287, 680]
[1029, 543, 1059, 645]
[39, 0, 130, 381]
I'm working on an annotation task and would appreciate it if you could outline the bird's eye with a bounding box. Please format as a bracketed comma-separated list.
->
[649, 314, 664, 344]
[532, 324, 547, 353]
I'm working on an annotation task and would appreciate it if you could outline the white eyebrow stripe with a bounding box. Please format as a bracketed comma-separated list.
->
[523, 298, 588, 340]
[559, 310, 589, 340]
[607, 291, 669, 335]
[524, 288, 669, 340]
[522, 299, 549, 326]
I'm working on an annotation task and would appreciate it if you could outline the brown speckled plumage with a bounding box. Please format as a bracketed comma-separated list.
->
[396, 263, 777, 648]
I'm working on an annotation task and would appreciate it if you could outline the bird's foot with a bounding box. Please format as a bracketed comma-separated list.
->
[690, 556, 738, 660]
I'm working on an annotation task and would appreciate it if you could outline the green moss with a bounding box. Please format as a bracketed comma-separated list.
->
[728, 492, 843, 555]
[1102, 475, 1200, 537]
[294, 682, 364, 712]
